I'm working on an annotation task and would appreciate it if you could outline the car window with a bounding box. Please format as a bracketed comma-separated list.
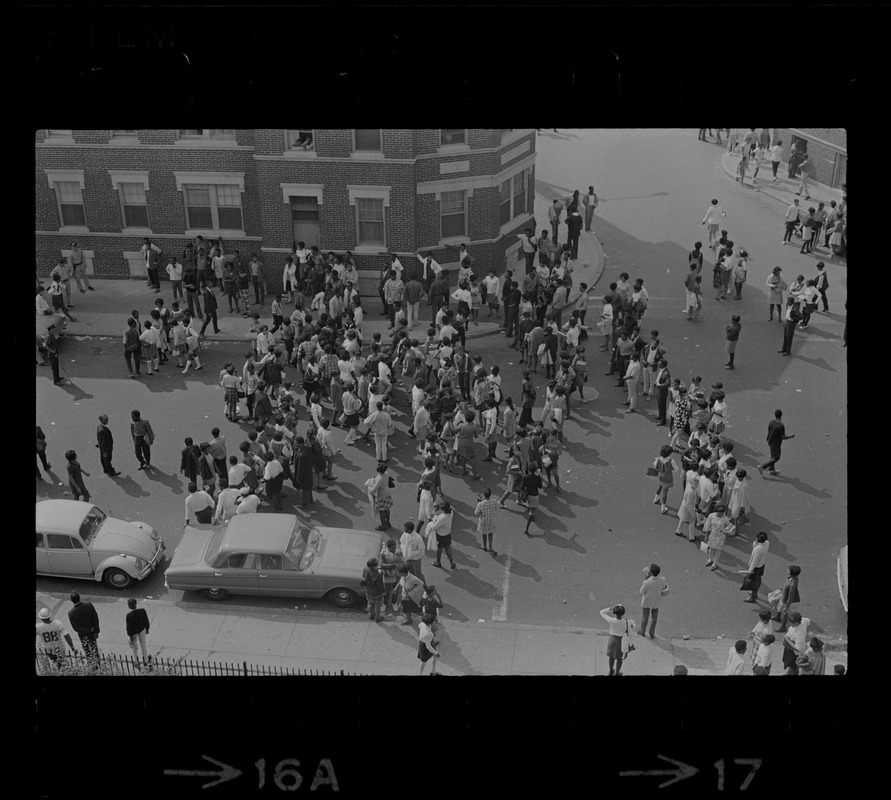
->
[79, 507, 107, 546]
[285, 526, 321, 571]
[47, 534, 83, 550]
[36, 533, 46, 549]
[259, 554, 283, 571]
[220, 553, 256, 569]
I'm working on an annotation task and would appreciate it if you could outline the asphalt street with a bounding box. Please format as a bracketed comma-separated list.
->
[36, 129, 847, 643]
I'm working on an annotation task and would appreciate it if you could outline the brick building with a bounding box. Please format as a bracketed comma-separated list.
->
[773, 128, 847, 188]
[35, 129, 537, 295]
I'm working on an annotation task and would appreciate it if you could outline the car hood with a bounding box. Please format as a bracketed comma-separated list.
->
[168, 525, 217, 571]
[93, 518, 157, 560]
[315, 529, 384, 574]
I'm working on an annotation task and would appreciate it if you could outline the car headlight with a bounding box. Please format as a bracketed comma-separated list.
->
[134, 558, 146, 571]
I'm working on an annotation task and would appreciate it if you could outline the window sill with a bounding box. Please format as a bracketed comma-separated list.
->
[184, 229, 248, 238]
[59, 225, 90, 234]
[499, 129, 530, 148]
[122, 227, 154, 237]
[109, 137, 140, 146]
[174, 139, 239, 148]
[43, 137, 75, 146]
[437, 143, 470, 154]
[499, 212, 534, 238]
[437, 236, 468, 248]
[350, 151, 385, 161]
[351, 245, 387, 255]
[283, 149, 318, 159]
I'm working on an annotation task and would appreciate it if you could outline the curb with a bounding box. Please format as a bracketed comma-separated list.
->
[719, 152, 805, 208]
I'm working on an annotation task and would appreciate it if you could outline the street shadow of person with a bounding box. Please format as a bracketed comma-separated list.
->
[36, 474, 68, 499]
[788, 354, 837, 372]
[50, 380, 94, 402]
[493, 553, 543, 582]
[434, 628, 485, 676]
[439, 603, 470, 622]
[324, 488, 366, 517]
[112, 473, 152, 499]
[142, 467, 185, 494]
[443, 567, 499, 601]
[564, 444, 609, 469]
[764, 473, 831, 500]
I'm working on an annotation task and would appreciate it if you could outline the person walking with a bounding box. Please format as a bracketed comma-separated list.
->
[770, 139, 784, 181]
[701, 199, 726, 248]
[766, 267, 787, 322]
[474, 488, 499, 554]
[782, 199, 802, 245]
[548, 198, 563, 246]
[364, 400, 393, 463]
[600, 605, 636, 676]
[814, 262, 830, 312]
[651, 445, 677, 514]
[399, 521, 427, 582]
[428, 501, 457, 570]
[674, 473, 699, 540]
[639, 564, 669, 639]
[68, 242, 94, 294]
[199, 283, 220, 335]
[65, 450, 90, 502]
[396, 562, 426, 626]
[520, 464, 543, 535]
[781, 611, 810, 675]
[417, 614, 441, 675]
[67, 591, 100, 664]
[36, 425, 52, 480]
[723, 315, 741, 370]
[361, 558, 385, 622]
[125, 597, 151, 664]
[622, 351, 641, 413]
[773, 565, 802, 632]
[778, 297, 803, 356]
[130, 410, 155, 471]
[731, 252, 748, 300]
[703, 503, 732, 571]
[95, 414, 120, 477]
[566, 211, 583, 260]
[36, 607, 76, 667]
[742, 531, 770, 603]
[379, 539, 404, 617]
[368, 463, 394, 531]
[582, 186, 599, 232]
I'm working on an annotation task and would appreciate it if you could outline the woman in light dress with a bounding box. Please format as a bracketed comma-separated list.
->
[766, 266, 787, 322]
[675, 474, 700, 541]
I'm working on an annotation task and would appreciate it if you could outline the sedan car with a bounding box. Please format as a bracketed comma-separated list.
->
[164, 514, 385, 608]
[36, 500, 166, 589]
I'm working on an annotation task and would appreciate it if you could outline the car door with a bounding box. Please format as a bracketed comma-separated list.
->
[213, 552, 260, 595]
[257, 553, 305, 597]
[36, 533, 50, 574]
[45, 533, 93, 578]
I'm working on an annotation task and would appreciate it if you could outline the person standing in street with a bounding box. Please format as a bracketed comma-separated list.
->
[782, 199, 802, 245]
[622, 351, 641, 413]
[732, 250, 748, 300]
[130, 409, 155, 471]
[125, 597, 151, 664]
[184, 482, 215, 524]
[37, 425, 51, 479]
[758, 409, 794, 476]
[795, 154, 813, 200]
[361, 558, 385, 623]
[770, 139, 784, 181]
[582, 186, 598, 232]
[67, 591, 100, 664]
[703, 504, 732, 571]
[428, 501, 456, 570]
[814, 262, 830, 312]
[44, 322, 65, 385]
[417, 614, 441, 675]
[548, 198, 563, 246]
[521, 465, 543, 535]
[96, 414, 120, 476]
[600, 605, 636, 676]
[399, 521, 426, 582]
[797, 636, 826, 676]
[773, 565, 802, 632]
[200, 283, 220, 335]
[474, 488, 499, 554]
[654, 359, 671, 426]
[639, 564, 669, 639]
[701, 199, 726, 248]
[68, 242, 93, 294]
[378, 538, 404, 617]
[566, 211, 583, 260]
[65, 450, 90, 502]
[724, 315, 741, 370]
[778, 297, 803, 356]
[742, 531, 770, 603]
[517, 228, 538, 274]
[724, 640, 748, 675]
[766, 267, 787, 322]
[36, 607, 76, 667]
[166, 255, 184, 302]
[782, 611, 810, 675]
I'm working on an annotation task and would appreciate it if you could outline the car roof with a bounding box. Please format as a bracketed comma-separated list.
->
[221, 514, 298, 553]
[36, 500, 93, 532]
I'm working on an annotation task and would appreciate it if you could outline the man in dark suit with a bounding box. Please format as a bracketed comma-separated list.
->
[199, 283, 220, 335]
[96, 414, 120, 476]
[654, 359, 671, 426]
[67, 591, 100, 664]
[778, 297, 803, 356]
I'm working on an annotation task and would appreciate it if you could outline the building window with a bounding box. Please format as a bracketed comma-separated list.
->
[354, 129, 381, 152]
[183, 184, 243, 231]
[286, 130, 314, 150]
[120, 182, 149, 228]
[356, 198, 385, 247]
[499, 178, 512, 227]
[177, 129, 236, 140]
[440, 190, 466, 238]
[112, 129, 138, 138]
[56, 181, 86, 227]
[46, 129, 73, 138]
[441, 129, 466, 146]
[512, 170, 528, 218]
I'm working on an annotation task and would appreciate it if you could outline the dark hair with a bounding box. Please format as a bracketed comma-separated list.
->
[127, 598, 137, 609]
[789, 565, 801, 577]
[70, 591, 81, 604]
[761, 634, 776, 646]
[756, 532, 768, 543]
[672, 665, 688, 676]
[735, 640, 747, 654]
[649, 564, 661, 576]
[759, 609, 772, 622]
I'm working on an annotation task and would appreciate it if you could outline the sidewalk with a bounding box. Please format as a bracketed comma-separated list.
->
[719, 148, 844, 216]
[39, 279, 505, 344]
[36, 592, 846, 676]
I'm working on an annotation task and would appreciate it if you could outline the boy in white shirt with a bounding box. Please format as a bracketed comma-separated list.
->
[483, 271, 501, 319]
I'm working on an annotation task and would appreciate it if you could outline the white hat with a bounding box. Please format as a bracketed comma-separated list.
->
[39, 608, 51, 620]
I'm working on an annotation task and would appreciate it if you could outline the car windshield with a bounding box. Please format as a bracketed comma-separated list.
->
[80, 507, 107, 546]
[285, 526, 322, 571]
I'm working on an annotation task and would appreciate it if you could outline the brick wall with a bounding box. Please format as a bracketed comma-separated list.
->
[777, 128, 846, 188]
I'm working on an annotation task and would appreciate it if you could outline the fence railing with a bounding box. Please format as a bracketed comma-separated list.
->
[36, 650, 349, 676]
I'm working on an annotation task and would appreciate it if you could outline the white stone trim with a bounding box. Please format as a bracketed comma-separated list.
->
[37, 230, 262, 241]
[184, 229, 252, 239]
[494, 153, 536, 182]
[45, 169, 85, 189]
[500, 139, 531, 166]
[108, 171, 150, 190]
[174, 172, 245, 191]
[123, 251, 148, 278]
[121, 227, 155, 237]
[349, 151, 386, 161]
[59, 225, 90, 235]
[346, 186, 392, 206]
[281, 183, 325, 204]
[439, 160, 470, 175]
[417, 177, 486, 198]
[499, 212, 535, 238]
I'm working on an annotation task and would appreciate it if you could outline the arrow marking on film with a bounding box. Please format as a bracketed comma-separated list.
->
[619, 754, 699, 789]
[164, 755, 242, 789]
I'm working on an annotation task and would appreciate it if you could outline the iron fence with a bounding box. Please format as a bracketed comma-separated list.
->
[36, 650, 349, 676]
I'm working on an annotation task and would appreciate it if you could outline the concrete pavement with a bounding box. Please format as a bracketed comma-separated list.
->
[35, 592, 847, 675]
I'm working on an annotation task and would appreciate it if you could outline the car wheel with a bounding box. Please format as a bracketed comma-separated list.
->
[327, 587, 359, 608]
[103, 568, 133, 589]
[203, 587, 230, 601]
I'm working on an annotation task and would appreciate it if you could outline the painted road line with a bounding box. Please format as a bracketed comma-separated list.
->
[492, 542, 513, 622]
